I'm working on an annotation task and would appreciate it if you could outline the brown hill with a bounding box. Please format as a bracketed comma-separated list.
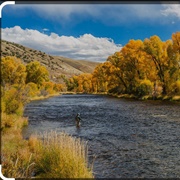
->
[1, 40, 100, 83]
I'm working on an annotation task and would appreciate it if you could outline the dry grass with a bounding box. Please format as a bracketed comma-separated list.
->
[1, 113, 94, 178]
[1, 114, 34, 178]
[29, 131, 93, 178]
[172, 95, 180, 101]
[29, 93, 60, 101]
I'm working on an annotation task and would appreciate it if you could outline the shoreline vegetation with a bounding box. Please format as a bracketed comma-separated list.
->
[1, 57, 94, 178]
[64, 91, 180, 102]
[1, 102, 94, 178]
[108, 93, 180, 102]
[40, 90, 180, 102]
[21, 91, 180, 103]
[1, 31, 179, 178]
[29, 92, 61, 101]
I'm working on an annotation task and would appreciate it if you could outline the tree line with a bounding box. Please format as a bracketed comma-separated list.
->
[65, 32, 180, 99]
[1, 32, 180, 107]
[1, 56, 65, 115]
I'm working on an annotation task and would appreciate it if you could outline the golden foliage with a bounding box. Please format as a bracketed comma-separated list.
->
[69, 32, 180, 97]
[1, 56, 26, 86]
[26, 61, 49, 86]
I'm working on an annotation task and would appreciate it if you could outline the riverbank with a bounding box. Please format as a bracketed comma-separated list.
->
[107, 93, 180, 102]
[29, 92, 61, 101]
[29, 92, 81, 101]
[64, 91, 180, 102]
[1, 94, 94, 178]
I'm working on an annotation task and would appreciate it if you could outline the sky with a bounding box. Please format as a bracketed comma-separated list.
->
[1, 1, 180, 62]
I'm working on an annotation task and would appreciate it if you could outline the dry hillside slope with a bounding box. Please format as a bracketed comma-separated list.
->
[1, 40, 100, 83]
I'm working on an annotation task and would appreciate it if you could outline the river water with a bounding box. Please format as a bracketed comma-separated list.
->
[23, 94, 180, 178]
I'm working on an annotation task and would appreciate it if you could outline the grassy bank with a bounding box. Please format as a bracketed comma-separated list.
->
[29, 131, 93, 178]
[29, 92, 61, 101]
[108, 93, 180, 102]
[1, 113, 94, 178]
[65, 91, 180, 102]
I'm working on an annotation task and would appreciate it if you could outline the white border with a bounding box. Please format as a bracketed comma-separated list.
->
[0, 165, 15, 180]
[0, 1, 15, 18]
[1, 2, 16, 178]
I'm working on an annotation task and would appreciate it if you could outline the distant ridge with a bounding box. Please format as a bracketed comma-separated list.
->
[1, 40, 100, 83]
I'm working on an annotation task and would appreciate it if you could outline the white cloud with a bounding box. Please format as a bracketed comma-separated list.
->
[161, 4, 180, 18]
[1, 26, 122, 62]
[6, 4, 173, 25]
[43, 28, 49, 31]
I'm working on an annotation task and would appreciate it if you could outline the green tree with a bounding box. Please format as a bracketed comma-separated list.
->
[26, 61, 49, 87]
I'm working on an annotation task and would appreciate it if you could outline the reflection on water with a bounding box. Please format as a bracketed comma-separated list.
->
[23, 94, 180, 178]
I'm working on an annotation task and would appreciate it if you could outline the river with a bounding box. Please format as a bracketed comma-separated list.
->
[22, 94, 180, 178]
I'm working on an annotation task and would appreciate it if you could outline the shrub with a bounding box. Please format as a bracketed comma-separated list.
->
[1, 113, 15, 129]
[170, 80, 180, 95]
[136, 79, 153, 97]
[53, 83, 64, 92]
[1, 56, 26, 85]
[39, 89, 49, 96]
[25, 82, 39, 98]
[1, 113, 28, 130]
[2, 85, 28, 115]
[40, 82, 55, 94]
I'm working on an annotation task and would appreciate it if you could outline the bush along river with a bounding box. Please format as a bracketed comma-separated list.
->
[23, 94, 180, 178]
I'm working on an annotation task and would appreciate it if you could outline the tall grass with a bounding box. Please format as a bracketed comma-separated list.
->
[1, 114, 94, 178]
[1, 113, 34, 178]
[29, 130, 93, 178]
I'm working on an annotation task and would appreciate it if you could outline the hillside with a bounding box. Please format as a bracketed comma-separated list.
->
[1, 40, 100, 83]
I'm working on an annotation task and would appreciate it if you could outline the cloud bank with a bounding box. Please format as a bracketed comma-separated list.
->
[6, 4, 180, 25]
[161, 4, 180, 19]
[1, 26, 122, 62]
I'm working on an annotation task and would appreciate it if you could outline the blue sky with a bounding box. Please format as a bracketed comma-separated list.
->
[1, 2, 180, 62]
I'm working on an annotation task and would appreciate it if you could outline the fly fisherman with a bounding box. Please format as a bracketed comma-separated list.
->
[75, 113, 81, 128]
